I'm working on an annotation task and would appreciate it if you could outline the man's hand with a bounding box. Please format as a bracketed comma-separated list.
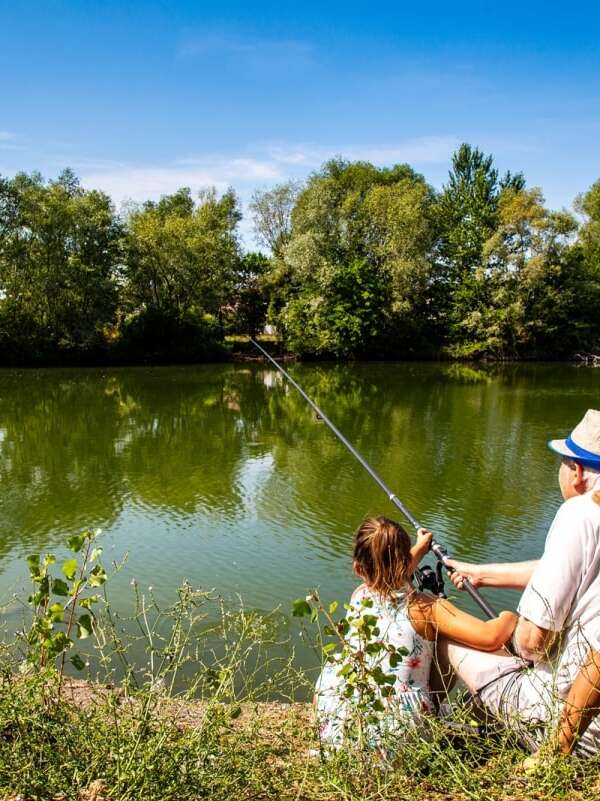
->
[444, 559, 483, 590]
[444, 559, 538, 591]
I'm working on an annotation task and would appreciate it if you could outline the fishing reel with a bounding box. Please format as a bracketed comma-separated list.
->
[415, 562, 446, 597]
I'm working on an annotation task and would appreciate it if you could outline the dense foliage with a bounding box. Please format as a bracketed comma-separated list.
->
[1, 145, 599, 363]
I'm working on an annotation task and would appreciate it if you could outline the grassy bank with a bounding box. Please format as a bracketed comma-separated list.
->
[3, 531, 600, 800]
[2, 673, 600, 801]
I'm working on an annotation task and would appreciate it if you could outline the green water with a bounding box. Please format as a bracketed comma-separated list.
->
[0, 362, 599, 677]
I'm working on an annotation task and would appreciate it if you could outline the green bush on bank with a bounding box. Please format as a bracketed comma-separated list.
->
[115, 308, 228, 364]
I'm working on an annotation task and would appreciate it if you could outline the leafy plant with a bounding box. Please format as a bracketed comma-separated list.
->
[293, 590, 407, 751]
[23, 528, 107, 690]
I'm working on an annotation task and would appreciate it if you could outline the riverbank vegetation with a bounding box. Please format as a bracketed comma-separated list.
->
[2, 532, 600, 800]
[1, 145, 599, 364]
[0, 532, 600, 801]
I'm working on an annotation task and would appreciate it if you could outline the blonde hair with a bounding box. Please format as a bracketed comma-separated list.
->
[353, 516, 412, 599]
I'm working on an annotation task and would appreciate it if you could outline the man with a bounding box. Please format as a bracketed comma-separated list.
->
[440, 408, 600, 756]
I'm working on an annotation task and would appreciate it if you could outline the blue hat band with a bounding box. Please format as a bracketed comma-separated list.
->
[566, 436, 600, 467]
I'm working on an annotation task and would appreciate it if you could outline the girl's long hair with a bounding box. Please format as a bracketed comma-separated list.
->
[353, 516, 412, 599]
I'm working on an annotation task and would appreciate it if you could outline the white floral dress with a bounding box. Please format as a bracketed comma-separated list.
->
[315, 584, 434, 747]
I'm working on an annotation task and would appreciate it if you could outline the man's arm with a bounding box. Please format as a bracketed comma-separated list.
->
[445, 559, 539, 590]
[556, 648, 600, 753]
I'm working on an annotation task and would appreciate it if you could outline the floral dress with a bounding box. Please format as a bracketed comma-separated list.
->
[315, 584, 434, 747]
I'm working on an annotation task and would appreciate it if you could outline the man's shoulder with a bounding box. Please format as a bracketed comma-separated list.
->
[547, 492, 600, 548]
[556, 491, 600, 524]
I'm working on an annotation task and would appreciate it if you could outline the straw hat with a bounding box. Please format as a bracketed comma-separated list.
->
[548, 409, 600, 468]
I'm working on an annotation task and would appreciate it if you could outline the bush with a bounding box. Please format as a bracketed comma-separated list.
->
[115, 307, 228, 363]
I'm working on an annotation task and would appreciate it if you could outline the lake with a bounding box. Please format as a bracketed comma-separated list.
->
[0, 361, 599, 684]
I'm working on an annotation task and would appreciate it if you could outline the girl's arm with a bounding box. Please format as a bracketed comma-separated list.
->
[410, 594, 517, 652]
[409, 528, 433, 575]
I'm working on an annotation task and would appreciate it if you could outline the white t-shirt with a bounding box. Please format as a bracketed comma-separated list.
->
[517, 489, 600, 696]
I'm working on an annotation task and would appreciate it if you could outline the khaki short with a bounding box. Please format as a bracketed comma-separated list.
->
[475, 659, 600, 757]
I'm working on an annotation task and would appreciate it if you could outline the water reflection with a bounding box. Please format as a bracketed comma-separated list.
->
[0, 362, 599, 661]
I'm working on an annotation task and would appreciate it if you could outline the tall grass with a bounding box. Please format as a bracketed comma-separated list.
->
[0, 535, 599, 800]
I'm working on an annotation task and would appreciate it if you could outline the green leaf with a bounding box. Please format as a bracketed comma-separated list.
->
[49, 602, 64, 622]
[291, 599, 311, 618]
[328, 601, 338, 615]
[322, 643, 337, 655]
[62, 559, 78, 580]
[70, 653, 86, 671]
[67, 533, 87, 553]
[90, 547, 103, 562]
[79, 595, 99, 609]
[88, 565, 107, 587]
[26, 554, 40, 576]
[52, 578, 69, 597]
[77, 614, 93, 640]
[49, 631, 71, 657]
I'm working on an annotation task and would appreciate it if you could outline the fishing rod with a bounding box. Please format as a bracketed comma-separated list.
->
[251, 339, 498, 620]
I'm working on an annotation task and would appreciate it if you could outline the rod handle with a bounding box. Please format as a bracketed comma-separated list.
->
[431, 540, 498, 619]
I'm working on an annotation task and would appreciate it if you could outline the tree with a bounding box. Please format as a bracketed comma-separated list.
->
[0, 170, 122, 361]
[231, 252, 270, 338]
[249, 181, 301, 257]
[124, 187, 241, 318]
[452, 188, 585, 358]
[436, 144, 525, 278]
[280, 258, 389, 357]
[435, 144, 525, 346]
[278, 159, 436, 356]
[576, 179, 600, 270]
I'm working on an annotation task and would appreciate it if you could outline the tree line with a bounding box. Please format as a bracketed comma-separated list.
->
[1, 144, 599, 364]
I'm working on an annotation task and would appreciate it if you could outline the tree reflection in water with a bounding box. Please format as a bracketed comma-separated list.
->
[0, 362, 599, 664]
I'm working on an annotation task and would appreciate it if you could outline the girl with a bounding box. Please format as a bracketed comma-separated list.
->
[315, 516, 517, 747]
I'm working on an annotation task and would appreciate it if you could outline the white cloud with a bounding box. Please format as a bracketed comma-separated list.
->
[80, 156, 284, 206]
[72, 135, 459, 247]
[77, 136, 457, 208]
[262, 135, 460, 170]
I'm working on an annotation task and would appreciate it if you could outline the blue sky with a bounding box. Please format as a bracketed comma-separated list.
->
[1, 0, 599, 244]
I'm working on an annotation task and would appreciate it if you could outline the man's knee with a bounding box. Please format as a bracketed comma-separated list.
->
[438, 640, 523, 696]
